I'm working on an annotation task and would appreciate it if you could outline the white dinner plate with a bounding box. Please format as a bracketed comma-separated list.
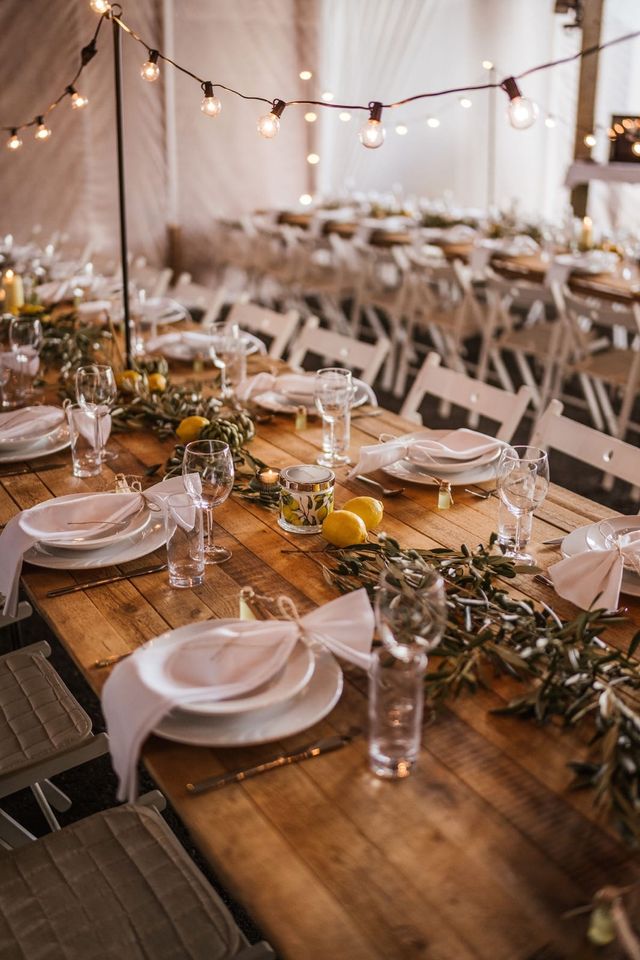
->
[154, 647, 343, 747]
[382, 430, 504, 477]
[0, 425, 70, 464]
[139, 297, 188, 326]
[255, 378, 373, 414]
[561, 522, 640, 598]
[381, 430, 506, 487]
[584, 516, 640, 553]
[24, 516, 165, 570]
[156, 332, 264, 362]
[41, 495, 153, 552]
[0, 410, 65, 450]
[143, 622, 316, 716]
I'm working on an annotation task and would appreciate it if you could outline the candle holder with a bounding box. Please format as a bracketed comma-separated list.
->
[278, 464, 335, 534]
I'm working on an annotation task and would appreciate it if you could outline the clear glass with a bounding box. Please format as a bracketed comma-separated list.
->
[496, 445, 549, 563]
[208, 321, 247, 399]
[9, 317, 42, 402]
[64, 401, 102, 477]
[165, 493, 205, 588]
[375, 563, 446, 655]
[314, 367, 352, 467]
[182, 439, 234, 564]
[597, 519, 640, 576]
[75, 364, 117, 464]
[497, 498, 533, 551]
[368, 646, 427, 779]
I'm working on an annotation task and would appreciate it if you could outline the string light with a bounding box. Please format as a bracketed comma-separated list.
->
[304, 111, 317, 122]
[583, 132, 597, 147]
[299, 193, 313, 205]
[359, 102, 385, 149]
[140, 50, 160, 82]
[632, 142, 640, 157]
[395, 124, 408, 136]
[427, 116, 440, 128]
[89, 0, 111, 12]
[545, 115, 557, 128]
[7, 129, 22, 151]
[321, 91, 334, 102]
[482, 60, 494, 71]
[68, 85, 89, 109]
[34, 117, 51, 140]
[502, 77, 538, 129]
[299, 70, 312, 81]
[257, 99, 285, 139]
[339, 112, 351, 122]
[459, 96, 472, 109]
[306, 153, 320, 164]
[200, 81, 222, 117]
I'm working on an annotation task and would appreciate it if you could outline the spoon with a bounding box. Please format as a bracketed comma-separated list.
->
[355, 475, 405, 497]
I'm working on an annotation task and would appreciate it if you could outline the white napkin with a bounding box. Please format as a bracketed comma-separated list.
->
[103, 588, 374, 801]
[0, 475, 194, 618]
[35, 280, 72, 305]
[548, 531, 640, 612]
[0, 352, 40, 378]
[0, 405, 63, 441]
[348, 429, 501, 478]
[67, 406, 112, 448]
[236, 372, 315, 401]
[145, 331, 213, 354]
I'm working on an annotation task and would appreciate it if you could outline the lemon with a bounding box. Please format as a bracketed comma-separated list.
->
[116, 370, 143, 391]
[176, 415, 210, 443]
[342, 496, 384, 531]
[147, 372, 167, 393]
[322, 510, 368, 547]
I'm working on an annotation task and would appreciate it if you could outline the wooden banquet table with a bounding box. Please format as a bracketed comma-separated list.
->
[7, 389, 640, 960]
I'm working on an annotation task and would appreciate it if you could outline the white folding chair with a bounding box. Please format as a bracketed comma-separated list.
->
[171, 273, 227, 325]
[129, 256, 172, 298]
[287, 316, 391, 386]
[227, 302, 299, 359]
[531, 399, 640, 491]
[401, 352, 532, 440]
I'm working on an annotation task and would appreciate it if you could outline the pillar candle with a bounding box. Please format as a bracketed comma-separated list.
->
[2, 270, 24, 314]
[580, 216, 593, 251]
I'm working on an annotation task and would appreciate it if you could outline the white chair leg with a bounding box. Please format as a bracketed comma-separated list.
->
[592, 379, 618, 437]
[39, 779, 72, 812]
[579, 373, 605, 431]
[31, 782, 62, 832]
[491, 349, 515, 394]
[0, 808, 36, 848]
[514, 353, 541, 409]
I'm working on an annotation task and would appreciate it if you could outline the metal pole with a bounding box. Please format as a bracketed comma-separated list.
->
[487, 67, 497, 210]
[112, 17, 132, 368]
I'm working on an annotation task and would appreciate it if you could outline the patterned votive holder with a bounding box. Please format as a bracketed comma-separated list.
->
[278, 464, 334, 534]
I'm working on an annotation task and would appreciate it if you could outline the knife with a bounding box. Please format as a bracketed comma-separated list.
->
[46, 563, 167, 598]
[186, 733, 354, 795]
[0, 462, 66, 479]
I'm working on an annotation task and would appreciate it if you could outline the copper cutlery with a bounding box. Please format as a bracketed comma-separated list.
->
[46, 562, 167, 598]
[355, 475, 405, 497]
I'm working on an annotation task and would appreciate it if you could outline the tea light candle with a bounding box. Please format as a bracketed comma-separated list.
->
[258, 469, 280, 487]
[2, 269, 24, 314]
[580, 216, 593, 251]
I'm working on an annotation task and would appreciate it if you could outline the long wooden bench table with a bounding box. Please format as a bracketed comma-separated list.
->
[6, 395, 640, 960]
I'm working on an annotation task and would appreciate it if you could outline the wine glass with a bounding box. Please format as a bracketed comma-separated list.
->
[182, 439, 235, 564]
[9, 317, 43, 403]
[314, 367, 352, 467]
[496, 445, 549, 563]
[75, 364, 117, 465]
[208, 321, 247, 399]
[375, 562, 446, 656]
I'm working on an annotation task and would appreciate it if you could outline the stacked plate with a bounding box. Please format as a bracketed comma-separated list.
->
[253, 373, 375, 414]
[0, 406, 70, 464]
[138, 297, 189, 326]
[561, 516, 640, 598]
[24, 493, 165, 571]
[145, 329, 265, 362]
[149, 621, 343, 747]
[382, 429, 506, 487]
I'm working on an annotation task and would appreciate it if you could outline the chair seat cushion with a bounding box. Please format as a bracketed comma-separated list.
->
[0, 804, 246, 960]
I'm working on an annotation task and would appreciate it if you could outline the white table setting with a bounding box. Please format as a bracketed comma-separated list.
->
[236, 371, 377, 413]
[0, 404, 70, 463]
[145, 328, 266, 362]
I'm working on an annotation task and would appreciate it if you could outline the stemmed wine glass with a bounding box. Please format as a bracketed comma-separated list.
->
[208, 322, 247, 400]
[10, 317, 43, 403]
[314, 367, 353, 467]
[75, 364, 117, 465]
[496, 445, 549, 563]
[182, 439, 235, 564]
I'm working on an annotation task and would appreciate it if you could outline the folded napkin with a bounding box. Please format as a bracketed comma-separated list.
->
[0, 475, 194, 618]
[348, 428, 501, 478]
[237, 372, 377, 406]
[103, 588, 375, 801]
[68, 407, 112, 447]
[0, 352, 40, 378]
[0, 405, 63, 442]
[548, 531, 640, 612]
[35, 280, 70, 305]
[145, 331, 214, 354]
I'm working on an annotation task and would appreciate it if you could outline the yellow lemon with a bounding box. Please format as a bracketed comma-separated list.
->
[147, 372, 167, 393]
[116, 370, 143, 391]
[322, 510, 368, 547]
[342, 496, 384, 531]
[176, 415, 210, 443]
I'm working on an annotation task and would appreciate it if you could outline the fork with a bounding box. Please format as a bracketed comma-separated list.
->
[355, 475, 405, 497]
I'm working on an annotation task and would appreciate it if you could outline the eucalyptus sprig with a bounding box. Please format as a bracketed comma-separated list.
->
[323, 535, 640, 844]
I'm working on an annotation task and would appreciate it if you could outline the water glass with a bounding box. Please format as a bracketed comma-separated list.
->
[65, 402, 102, 477]
[497, 498, 533, 551]
[75, 363, 117, 463]
[165, 493, 205, 588]
[496, 445, 549, 563]
[314, 367, 352, 467]
[375, 562, 446, 655]
[182, 439, 235, 564]
[9, 317, 42, 402]
[368, 646, 428, 779]
[209, 321, 247, 398]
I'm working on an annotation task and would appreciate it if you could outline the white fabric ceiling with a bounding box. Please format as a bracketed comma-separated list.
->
[0, 0, 638, 269]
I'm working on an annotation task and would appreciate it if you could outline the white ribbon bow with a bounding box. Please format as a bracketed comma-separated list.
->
[548, 531, 640, 612]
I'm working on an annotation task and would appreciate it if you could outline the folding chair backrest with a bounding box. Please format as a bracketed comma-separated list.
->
[227, 303, 299, 359]
[559, 287, 640, 338]
[288, 316, 390, 384]
[530, 399, 640, 486]
[171, 277, 227, 325]
[400, 351, 532, 438]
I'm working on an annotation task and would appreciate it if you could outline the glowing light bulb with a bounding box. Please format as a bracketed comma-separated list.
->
[395, 124, 408, 136]
[321, 91, 334, 102]
[69, 86, 89, 110]
[502, 77, 538, 129]
[583, 133, 596, 148]
[299, 70, 312, 80]
[307, 153, 320, 164]
[632, 142, 640, 158]
[459, 96, 472, 109]
[90, 0, 111, 12]
[427, 116, 440, 128]
[141, 50, 160, 82]
[359, 103, 385, 149]
[339, 112, 351, 122]
[544, 116, 557, 129]
[304, 112, 317, 123]
[299, 193, 313, 205]
[35, 117, 51, 141]
[482, 60, 494, 70]
[7, 130, 22, 150]
[257, 100, 285, 139]
[201, 81, 221, 118]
